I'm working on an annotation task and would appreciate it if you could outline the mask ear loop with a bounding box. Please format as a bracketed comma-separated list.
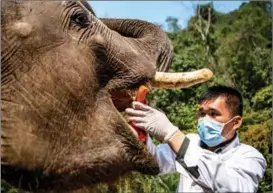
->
[224, 115, 241, 126]
[222, 116, 240, 136]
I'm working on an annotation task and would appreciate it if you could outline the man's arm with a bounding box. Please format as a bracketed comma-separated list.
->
[168, 129, 185, 153]
[146, 136, 177, 175]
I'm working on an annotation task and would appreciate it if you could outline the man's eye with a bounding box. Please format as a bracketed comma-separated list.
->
[210, 112, 217, 117]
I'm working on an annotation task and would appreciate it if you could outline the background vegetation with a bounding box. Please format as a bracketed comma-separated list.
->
[2, 1, 272, 193]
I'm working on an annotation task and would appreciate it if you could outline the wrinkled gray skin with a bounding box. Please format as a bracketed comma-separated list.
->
[1, 0, 173, 192]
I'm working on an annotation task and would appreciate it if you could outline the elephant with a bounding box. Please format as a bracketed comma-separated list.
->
[1, 0, 213, 192]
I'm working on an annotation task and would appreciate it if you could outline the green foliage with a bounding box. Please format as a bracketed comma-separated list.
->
[1, 180, 18, 193]
[252, 85, 272, 110]
[240, 120, 272, 192]
[93, 172, 179, 193]
[215, 1, 272, 99]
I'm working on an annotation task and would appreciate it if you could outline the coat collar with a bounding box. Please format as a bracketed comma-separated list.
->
[200, 132, 240, 154]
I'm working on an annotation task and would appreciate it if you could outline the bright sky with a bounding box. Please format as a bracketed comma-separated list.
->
[88, 1, 248, 31]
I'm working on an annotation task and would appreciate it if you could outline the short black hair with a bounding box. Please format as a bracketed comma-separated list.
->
[198, 85, 243, 116]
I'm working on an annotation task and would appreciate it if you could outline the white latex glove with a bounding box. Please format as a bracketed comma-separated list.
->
[125, 101, 178, 143]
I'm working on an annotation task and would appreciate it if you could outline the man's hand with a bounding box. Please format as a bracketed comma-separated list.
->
[125, 101, 178, 143]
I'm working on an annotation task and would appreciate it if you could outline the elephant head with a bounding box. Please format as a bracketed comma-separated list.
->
[1, 0, 213, 192]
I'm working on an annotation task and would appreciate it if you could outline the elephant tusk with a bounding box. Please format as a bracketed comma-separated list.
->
[151, 68, 213, 89]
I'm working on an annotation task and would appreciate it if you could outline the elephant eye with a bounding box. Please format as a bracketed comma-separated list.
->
[71, 12, 90, 28]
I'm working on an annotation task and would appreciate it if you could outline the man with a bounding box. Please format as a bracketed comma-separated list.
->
[126, 85, 267, 192]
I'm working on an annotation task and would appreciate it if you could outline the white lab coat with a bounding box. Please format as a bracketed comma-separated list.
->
[146, 133, 267, 193]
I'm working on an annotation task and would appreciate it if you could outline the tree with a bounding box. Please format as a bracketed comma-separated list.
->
[166, 16, 181, 32]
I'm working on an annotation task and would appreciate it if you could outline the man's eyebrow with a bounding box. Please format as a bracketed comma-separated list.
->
[208, 108, 221, 114]
[198, 107, 221, 113]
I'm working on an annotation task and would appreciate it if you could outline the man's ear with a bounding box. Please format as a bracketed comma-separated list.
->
[232, 116, 242, 131]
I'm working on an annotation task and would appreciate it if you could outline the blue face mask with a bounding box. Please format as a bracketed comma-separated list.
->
[197, 117, 234, 147]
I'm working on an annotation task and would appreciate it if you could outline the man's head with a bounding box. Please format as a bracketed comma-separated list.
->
[197, 85, 243, 145]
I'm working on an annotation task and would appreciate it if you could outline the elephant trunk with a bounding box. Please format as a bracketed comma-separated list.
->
[100, 18, 173, 72]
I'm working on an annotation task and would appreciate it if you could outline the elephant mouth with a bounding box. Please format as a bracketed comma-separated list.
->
[110, 84, 149, 139]
[109, 68, 214, 140]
